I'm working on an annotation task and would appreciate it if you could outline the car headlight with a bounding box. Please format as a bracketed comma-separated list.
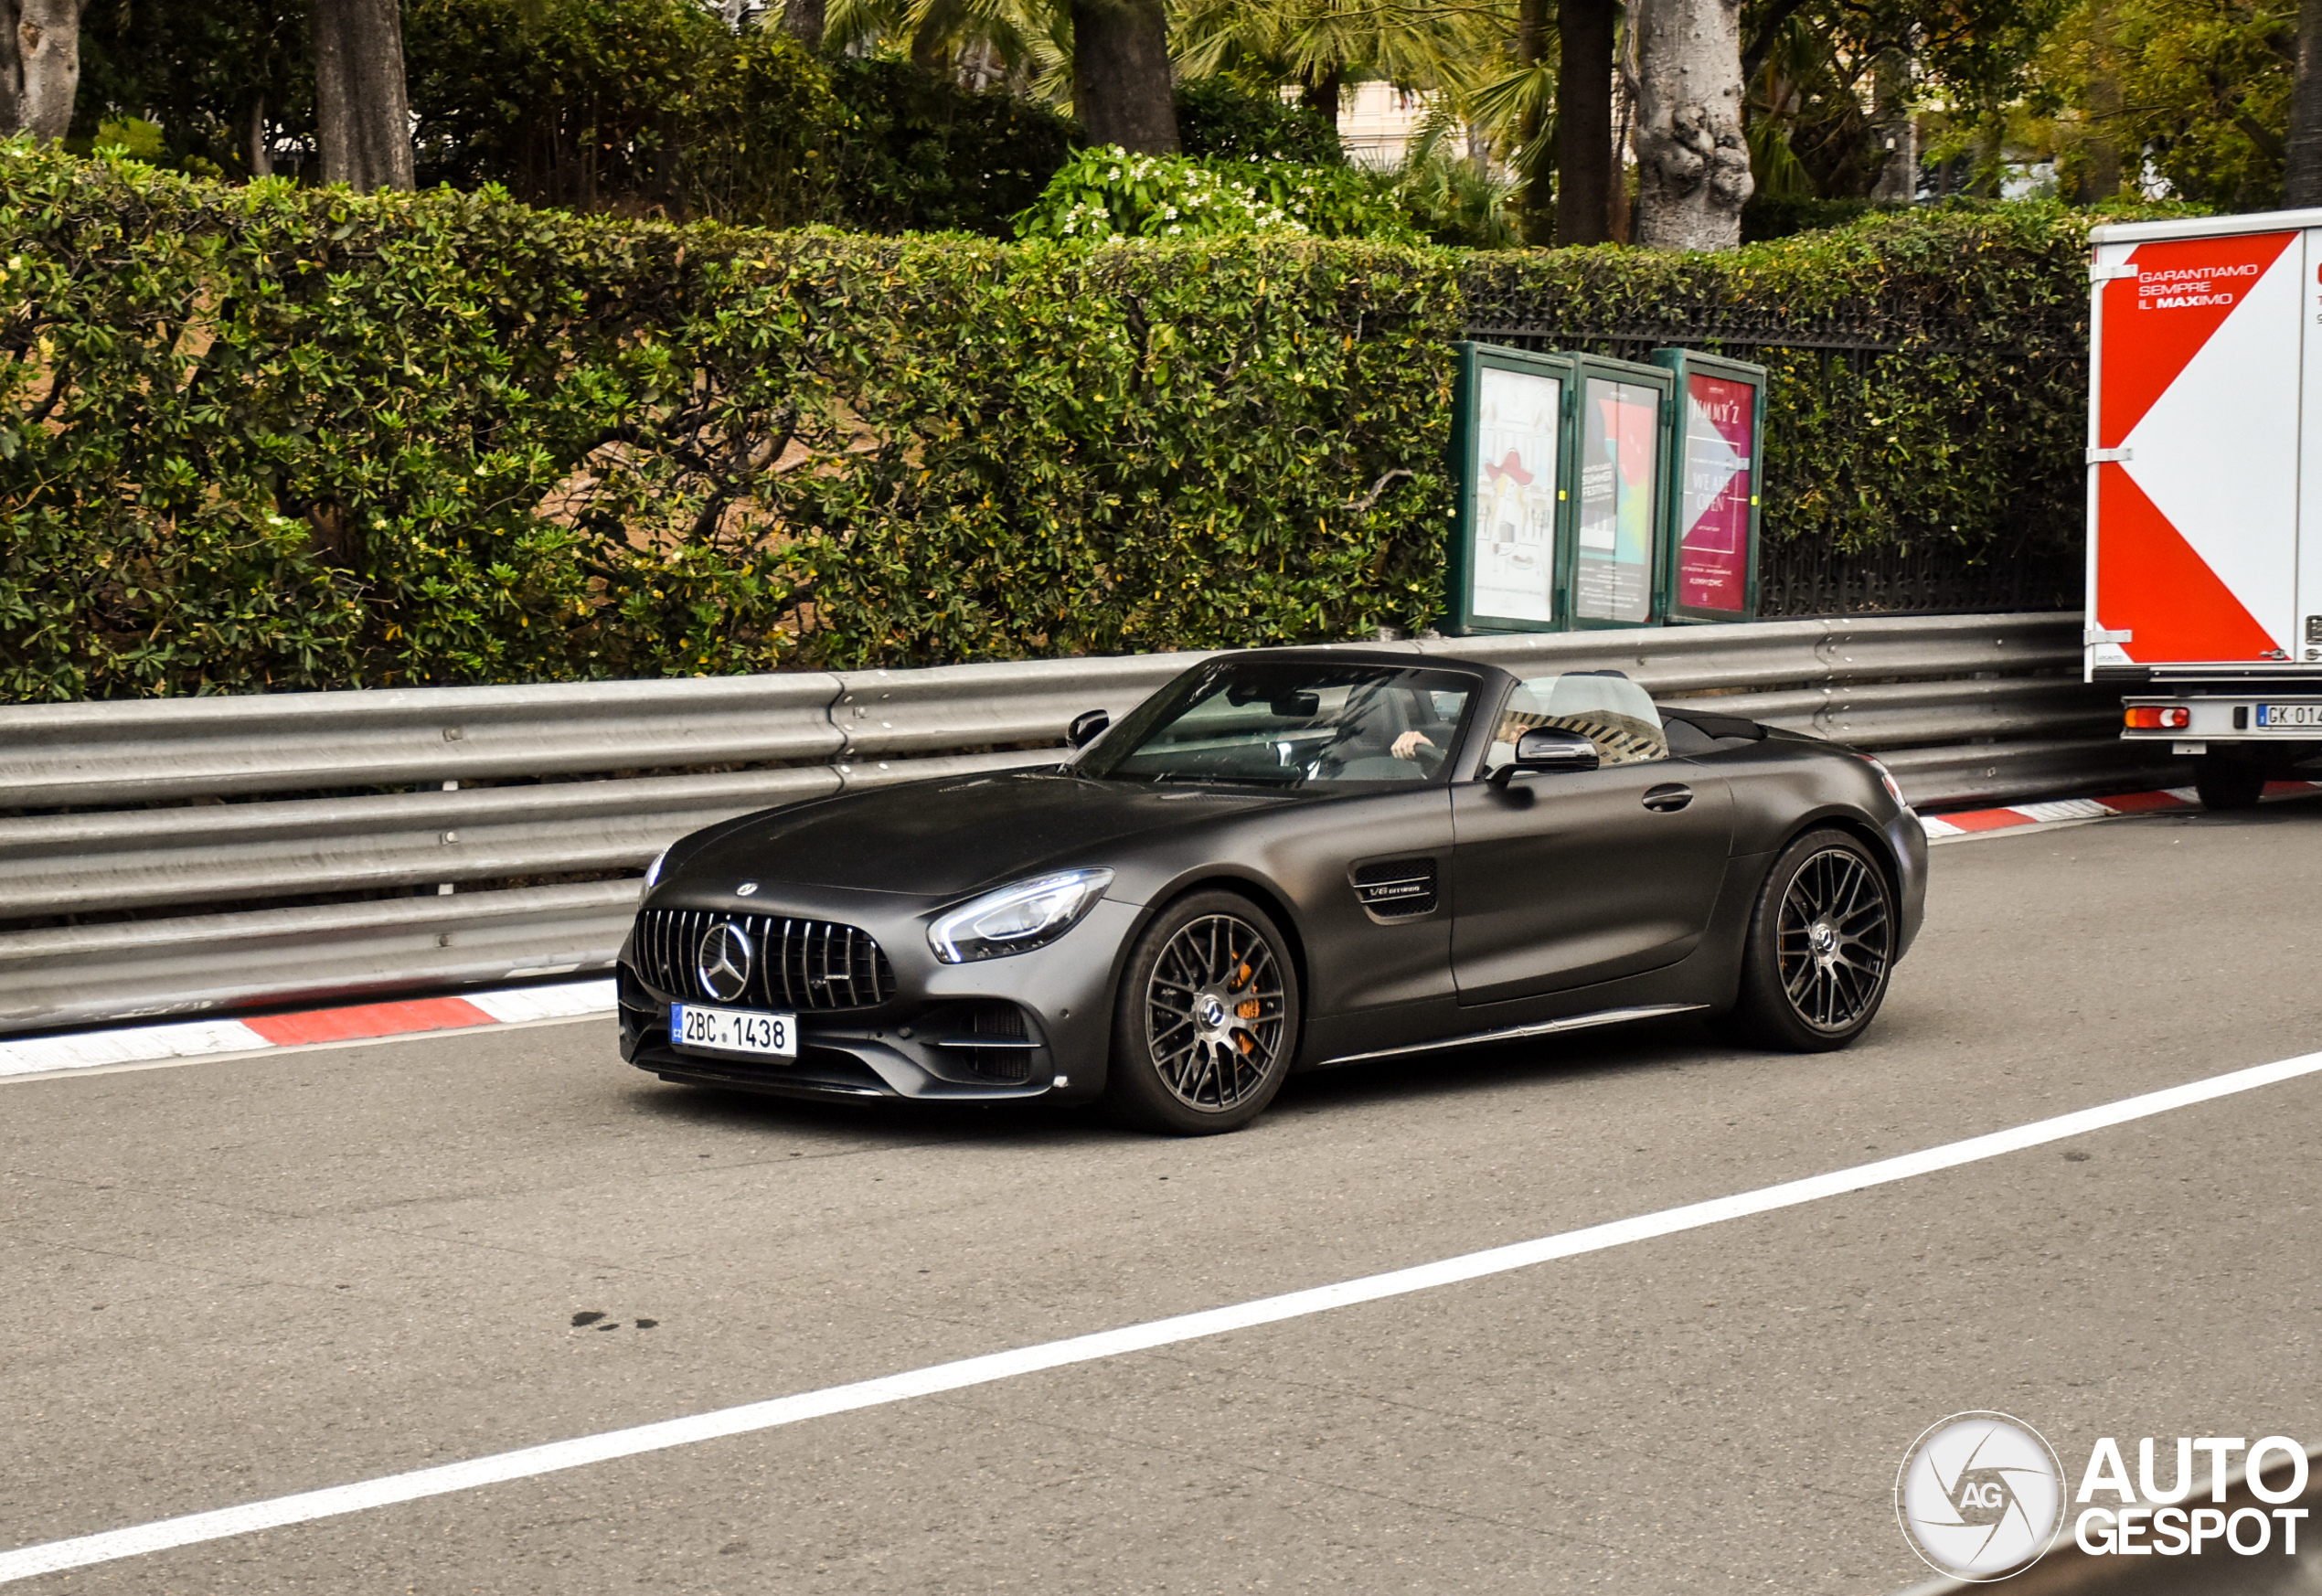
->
[1861, 755, 1907, 808]
[644, 846, 672, 888]
[929, 868, 1114, 964]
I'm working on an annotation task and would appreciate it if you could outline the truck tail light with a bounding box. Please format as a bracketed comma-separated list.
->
[2125, 706, 2191, 729]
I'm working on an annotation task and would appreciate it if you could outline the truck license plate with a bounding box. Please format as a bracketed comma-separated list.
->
[2255, 704, 2322, 728]
[671, 1004, 797, 1059]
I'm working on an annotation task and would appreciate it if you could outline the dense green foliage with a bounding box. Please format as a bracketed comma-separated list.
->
[75, 0, 1080, 238]
[74, 0, 310, 179]
[0, 149, 2105, 700]
[404, 0, 839, 227]
[2029, 0, 2292, 211]
[1014, 149, 1420, 241]
[1741, 193, 1885, 241]
[1173, 78, 1345, 165]
[822, 58, 1081, 236]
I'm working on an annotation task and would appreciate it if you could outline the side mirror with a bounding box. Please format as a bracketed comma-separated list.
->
[1490, 727, 1600, 786]
[1067, 708, 1111, 750]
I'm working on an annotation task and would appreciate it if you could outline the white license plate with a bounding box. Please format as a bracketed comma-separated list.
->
[671, 1004, 797, 1059]
[2255, 704, 2322, 728]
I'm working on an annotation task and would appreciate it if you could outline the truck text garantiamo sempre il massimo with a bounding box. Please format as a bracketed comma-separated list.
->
[2087, 208, 2322, 807]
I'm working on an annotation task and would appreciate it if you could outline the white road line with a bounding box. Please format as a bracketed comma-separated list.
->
[4, 1046, 2319, 1584]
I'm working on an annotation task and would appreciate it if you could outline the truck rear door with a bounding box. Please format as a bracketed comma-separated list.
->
[2089, 225, 2305, 669]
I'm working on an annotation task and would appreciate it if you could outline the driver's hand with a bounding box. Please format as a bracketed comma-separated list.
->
[1391, 730, 1435, 761]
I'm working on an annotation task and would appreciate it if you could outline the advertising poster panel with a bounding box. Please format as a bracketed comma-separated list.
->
[1676, 374, 1754, 611]
[1470, 366, 1563, 623]
[1572, 374, 1665, 624]
[1446, 345, 1573, 634]
[1654, 349, 1764, 622]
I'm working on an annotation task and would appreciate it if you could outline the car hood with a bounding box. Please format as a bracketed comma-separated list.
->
[667, 769, 1292, 900]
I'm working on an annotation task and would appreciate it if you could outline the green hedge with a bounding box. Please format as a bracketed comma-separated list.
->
[0, 146, 2099, 700]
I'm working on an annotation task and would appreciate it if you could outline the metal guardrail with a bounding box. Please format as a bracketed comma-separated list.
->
[0, 612, 2177, 1034]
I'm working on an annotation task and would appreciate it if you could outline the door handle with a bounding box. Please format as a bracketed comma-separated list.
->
[1641, 783, 1694, 813]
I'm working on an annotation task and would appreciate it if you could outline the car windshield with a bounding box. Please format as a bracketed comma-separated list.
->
[1078, 661, 1479, 788]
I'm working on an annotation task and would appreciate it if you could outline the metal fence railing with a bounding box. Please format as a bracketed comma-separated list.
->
[0, 612, 2167, 1034]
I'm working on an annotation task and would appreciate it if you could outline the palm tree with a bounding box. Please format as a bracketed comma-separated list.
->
[826, 0, 1071, 102]
[1170, 0, 1482, 125]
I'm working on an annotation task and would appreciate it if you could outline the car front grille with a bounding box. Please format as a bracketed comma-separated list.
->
[633, 909, 897, 1012]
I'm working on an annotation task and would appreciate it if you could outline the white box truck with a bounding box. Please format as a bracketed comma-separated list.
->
[2086, 208, 2322, 808]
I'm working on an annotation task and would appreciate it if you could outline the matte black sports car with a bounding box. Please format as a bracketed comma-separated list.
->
[617, 649, 1928, 1133]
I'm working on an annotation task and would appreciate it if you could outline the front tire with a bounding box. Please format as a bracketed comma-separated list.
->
[1714, 828, 1896, 1052]
[1103, 890, 1301, 1135]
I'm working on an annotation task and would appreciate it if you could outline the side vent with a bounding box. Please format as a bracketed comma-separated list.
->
[1351, 857, 1439, 920]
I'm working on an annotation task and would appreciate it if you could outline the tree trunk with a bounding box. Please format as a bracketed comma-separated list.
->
[0, 0, 85, 139]
[312, 0, 414, 191]
[2288, 0, 2322, 204]
[1970, 101, 2002, 196]
[909, 16, 950, 72]
[1608, 54, 1635, 240]
[1557, 0, 1616, 244]
[1633, 0, 1752, 250]
[1515, 0, 1552, 244]
[1071, 0, 1177, 154]
[246, 94, 272, 176]
[1869, 48, 1916, 202]
[780, 0, 824, 48]
[1299, 65, 1341, 128]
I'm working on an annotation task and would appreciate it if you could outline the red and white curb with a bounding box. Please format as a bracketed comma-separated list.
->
[1918, 779, 2322, 841]
[0, 978, 615, 1081]
[8, 779, 2322, 1082]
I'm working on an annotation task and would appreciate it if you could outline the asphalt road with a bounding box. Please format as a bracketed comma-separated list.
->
[4, 803, 2318, 1595]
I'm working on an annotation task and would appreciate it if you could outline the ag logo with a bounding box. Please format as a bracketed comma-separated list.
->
[1896, 1412, 2066, 1580]
[696, 921, 754, 1003]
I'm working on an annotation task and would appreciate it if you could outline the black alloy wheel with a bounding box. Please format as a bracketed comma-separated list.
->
[1104, 889, 1300, 1134]
[1714, 828, 1896, 1051]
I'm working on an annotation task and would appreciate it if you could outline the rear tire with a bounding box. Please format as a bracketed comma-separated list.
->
[1712, 828, 1896, 1052]
[2193, 754, 2266, 812]
[1102, 890, 1300, 1135]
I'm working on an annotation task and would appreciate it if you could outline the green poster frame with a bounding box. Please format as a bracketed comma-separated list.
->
[1443, 341, 1576, 636]
[1559, 355, 1676, 632]
[1650, 347, 1766, 623]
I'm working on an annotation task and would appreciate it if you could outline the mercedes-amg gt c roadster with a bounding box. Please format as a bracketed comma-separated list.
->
[617, 649, 1927, 1133]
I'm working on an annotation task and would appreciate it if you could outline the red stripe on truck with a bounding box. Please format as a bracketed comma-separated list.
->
[2100, 230, 2298, 445]
[2095, 463, 2278, 663]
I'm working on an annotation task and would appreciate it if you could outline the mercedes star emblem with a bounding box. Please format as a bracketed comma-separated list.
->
[696, 920, 754, 1002]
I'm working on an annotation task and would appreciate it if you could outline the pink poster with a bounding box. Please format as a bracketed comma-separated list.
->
[1676, 373, 1754, 614]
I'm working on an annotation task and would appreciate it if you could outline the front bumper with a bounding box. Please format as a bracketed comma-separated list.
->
[1888, 806, 1931, 958]
[617, 890, 1138, 1106]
